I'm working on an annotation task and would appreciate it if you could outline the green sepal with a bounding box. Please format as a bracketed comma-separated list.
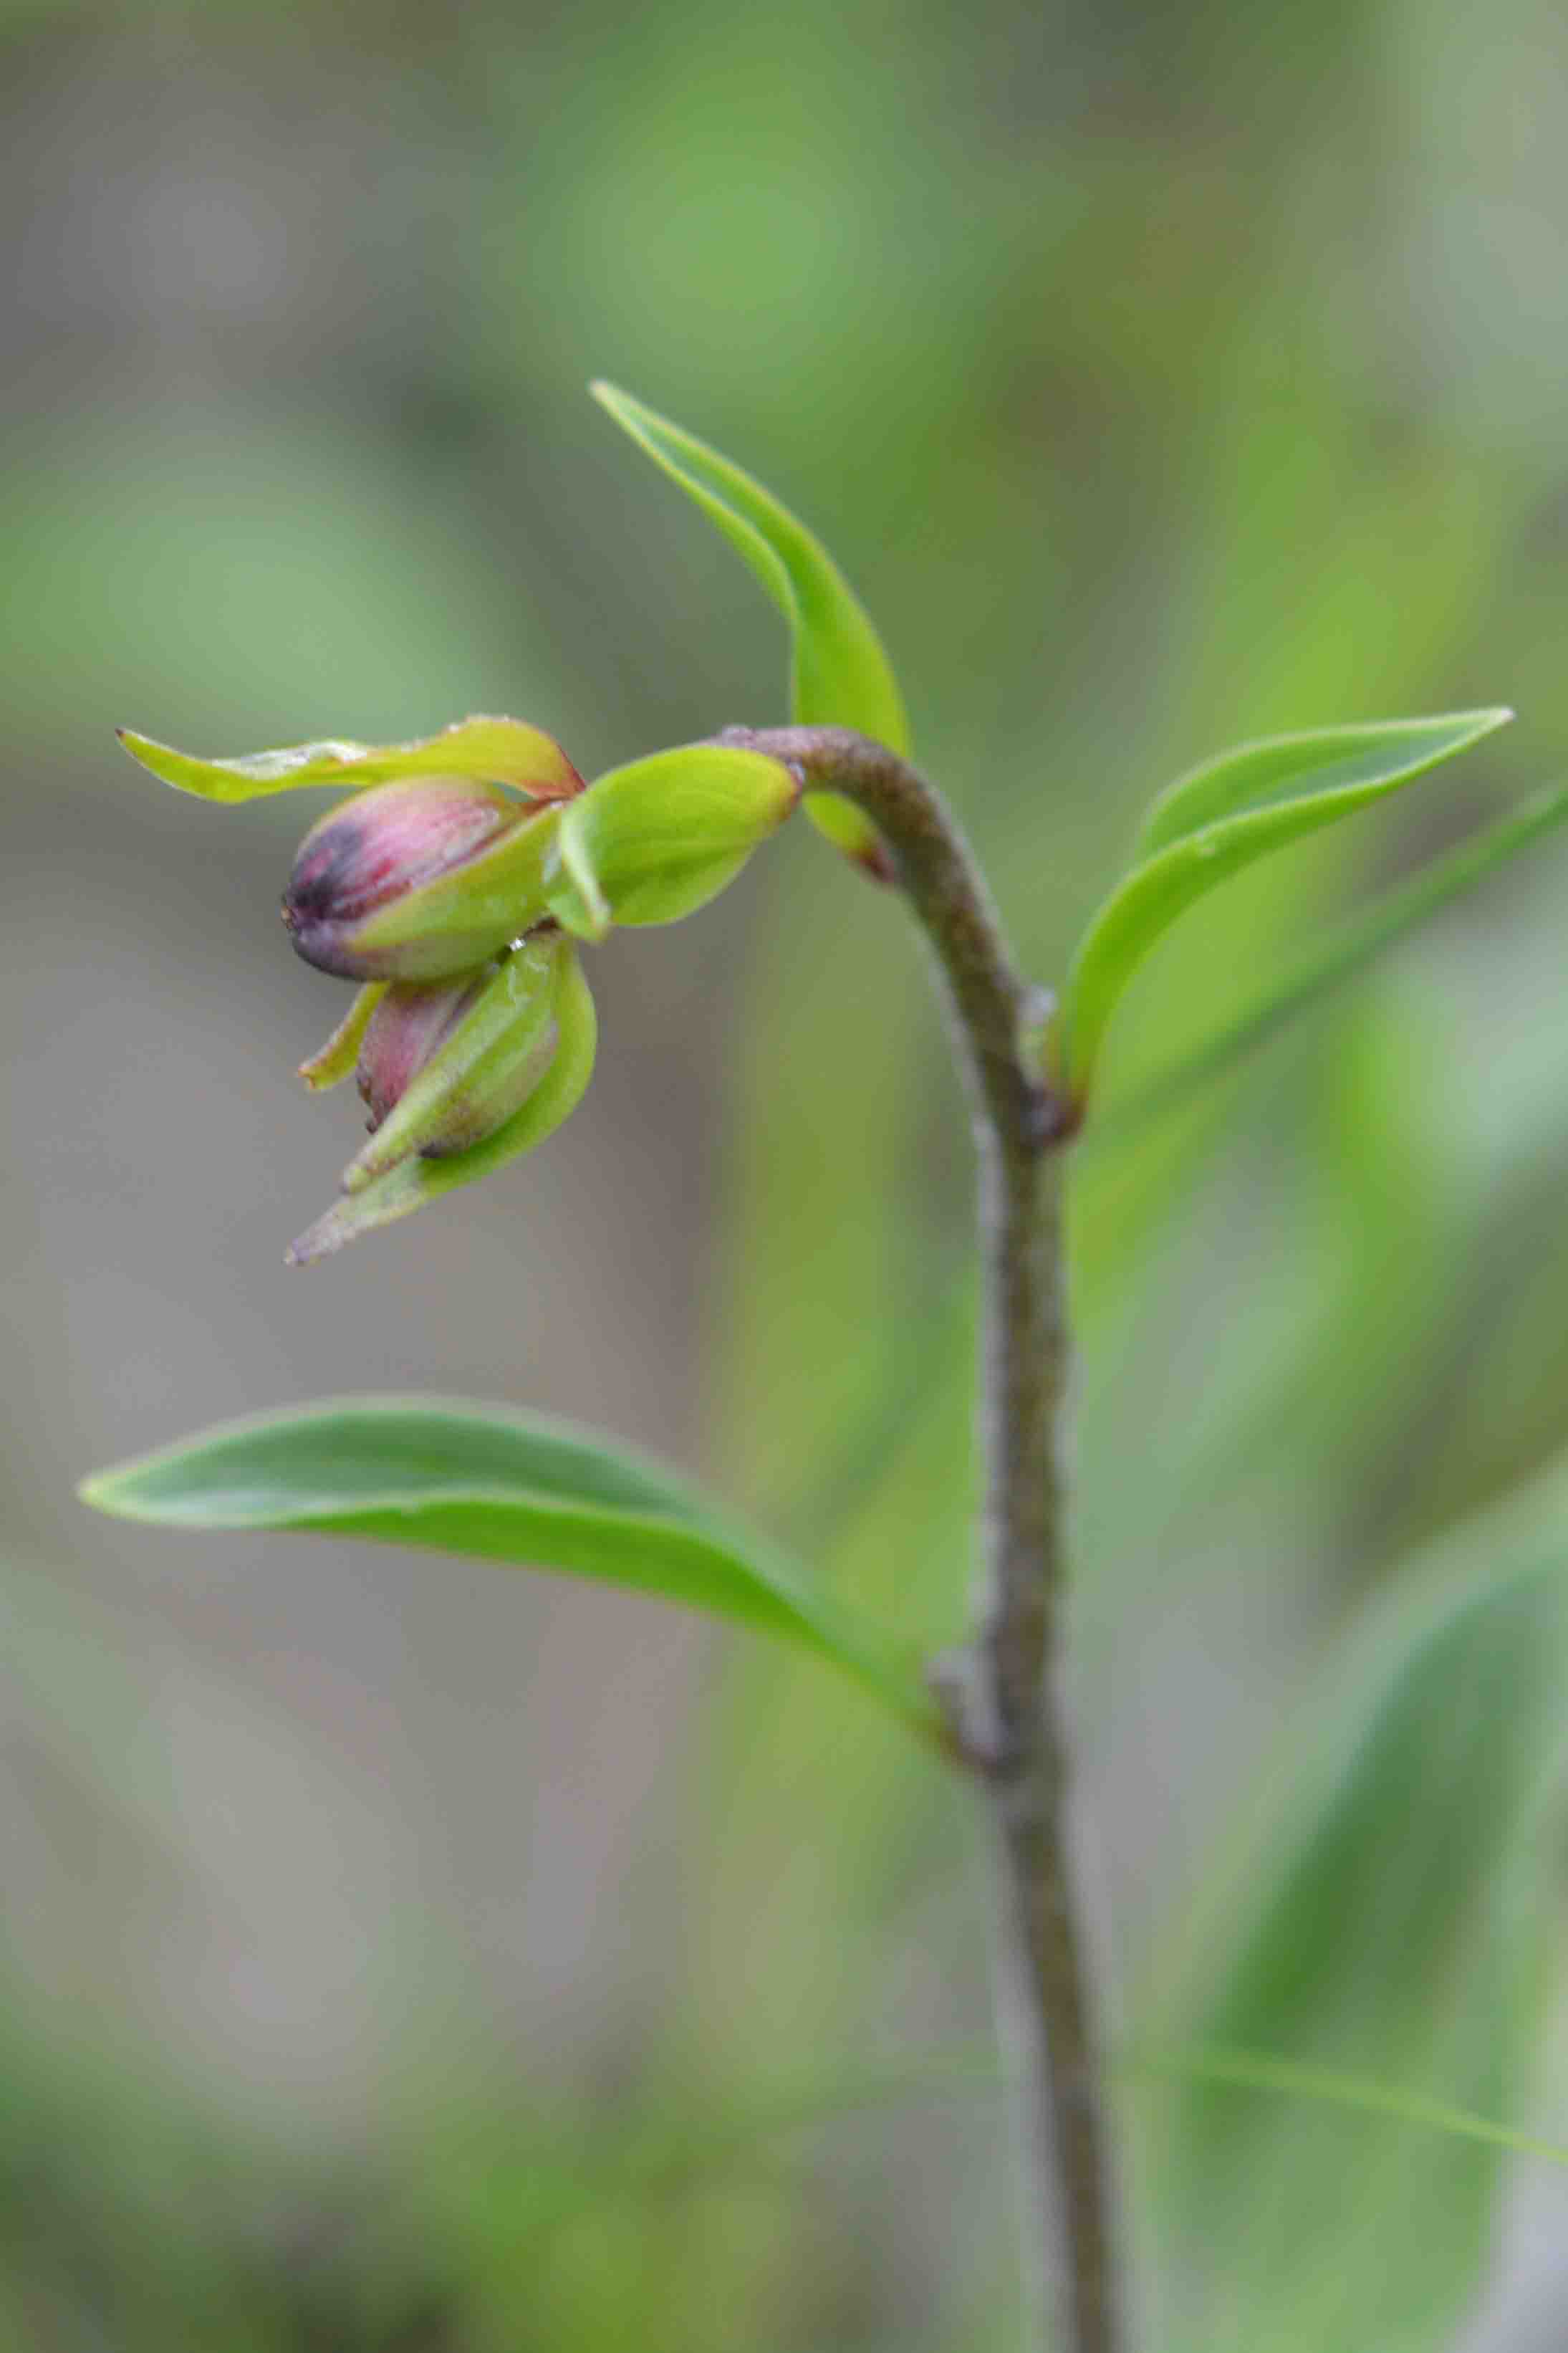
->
[298, 982, 385, 1091]
[552, 811, 612, 942]
[287, 944, 597, 1262]
[117, 714, 583, 805]
[590, 383, 908, 872]
[544, 744, 799, 939]
[342, 936, 562, 1193]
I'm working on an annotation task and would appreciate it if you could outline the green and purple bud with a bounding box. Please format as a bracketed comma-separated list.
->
[347, 944, 561, 1186]
[355, 977, 484, 1135]
[116, 714, 802, 1259]
[287, 930, 597, 1264]
[282, 775, 562, 982]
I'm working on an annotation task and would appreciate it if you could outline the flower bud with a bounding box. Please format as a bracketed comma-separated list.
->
[287, 936, 596, 1265]
[355, 977, 481, 1138]
[342, 939, 561, 1192]
[282, 775, 559, 982]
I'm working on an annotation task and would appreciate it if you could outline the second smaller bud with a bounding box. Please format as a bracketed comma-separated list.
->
[345, 934, 563, 1192]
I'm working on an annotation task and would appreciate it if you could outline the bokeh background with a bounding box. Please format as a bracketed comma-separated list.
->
[9, 1, 1568, 2346]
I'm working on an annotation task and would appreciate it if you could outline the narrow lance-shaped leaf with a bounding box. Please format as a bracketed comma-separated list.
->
[117, 714, 583, 805]
[1057, 707, 1511, 1106]
[1088, 779, 1568, 1147]
[590, 382, 910, 874]
[79, 1399, 936, 1738]
[1142, 1456, 1568, 2353]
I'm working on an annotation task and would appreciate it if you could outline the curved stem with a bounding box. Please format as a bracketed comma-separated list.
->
[723, 726, 1125, 2353]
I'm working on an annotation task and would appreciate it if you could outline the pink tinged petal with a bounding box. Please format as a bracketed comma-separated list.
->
[341, 804, 560, 980]
[278, 776, 517, 979]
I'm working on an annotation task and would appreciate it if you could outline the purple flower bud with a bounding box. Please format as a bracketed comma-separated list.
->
[282, 775, 544, 981]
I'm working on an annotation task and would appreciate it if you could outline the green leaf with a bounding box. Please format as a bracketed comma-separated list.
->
[590, 381, 909, 872]
[1089, 780, 1568, 1146]
[1144, 1456, 1568, 2353]
[1058, 707, 1511, 1105]
[80, 1399, 935, 1737]
[1129, 2041, 1568, 2175]
[116, 714, 583, 805]
[544, 743, 800, 939]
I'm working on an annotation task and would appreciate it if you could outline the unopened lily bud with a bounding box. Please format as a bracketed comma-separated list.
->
[355, 977, 483, 1137]
[282, 775, 560, 982]
[287, 935, 596, 1264]
[342, 938, 562, 1192]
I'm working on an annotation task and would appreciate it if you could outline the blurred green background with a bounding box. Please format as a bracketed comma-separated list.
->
[9, 0, 1568, 2346]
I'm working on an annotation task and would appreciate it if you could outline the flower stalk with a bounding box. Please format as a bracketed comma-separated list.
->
[113, 695, 1125, 2341]
[721, 724, 1124, 2353]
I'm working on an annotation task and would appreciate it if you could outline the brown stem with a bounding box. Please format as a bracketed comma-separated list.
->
[721, 725, 1125, 2353]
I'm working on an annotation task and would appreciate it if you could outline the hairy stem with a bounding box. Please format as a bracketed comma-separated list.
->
[723, 726, 1125, 2353]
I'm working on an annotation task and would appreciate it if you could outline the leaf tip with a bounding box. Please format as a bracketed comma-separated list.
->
[284, 1222, 335, 1267]
[75, 1468, 112, 1514]
[76, 1461, 154, 1524]
[115, 727, 191, 791]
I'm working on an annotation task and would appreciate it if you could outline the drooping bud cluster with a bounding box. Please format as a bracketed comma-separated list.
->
[117, 713, 802, 1260]
[286, 929, 593, 1263]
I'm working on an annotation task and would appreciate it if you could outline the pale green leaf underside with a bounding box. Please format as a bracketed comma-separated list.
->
[1060, 707, 1511, 1102]
[1090, 780, 1568, 1144]
[117, 714, 582, 804]
[1148, 1455, 1568, 2353]
[80, 1397, 932, 1733]
[590, 381, 909, 867]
